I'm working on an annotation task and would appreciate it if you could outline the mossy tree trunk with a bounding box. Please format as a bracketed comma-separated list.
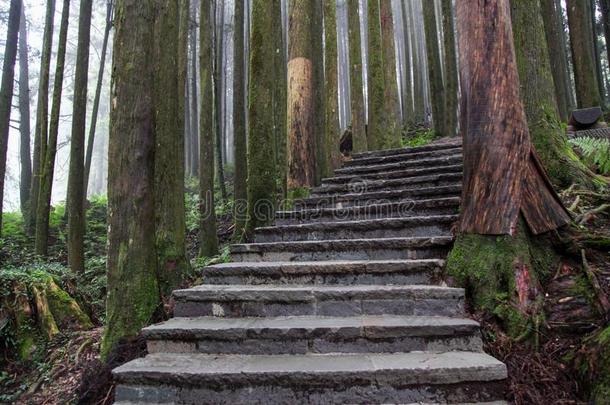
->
[66, 0, 93, 274]
[28, 0, 55, 234]
[200, 0, 219, 257]
[510, 0, 599, 189]
[600, 0, 610, 88]
[347, 0, 367, 152]
[35, 0, 70, 256]
[0, 0, 21, 236]
[324, 0, 341, 170]
[272, 1, 287, 198]
[233, 0, 247, 240]
[590, 0, 607, 104]
[246, 0, 281, 235]
[422, 0, 445, 136]
[153, 0, 189, 295]
[18, 5, 32, 218]
[287, 0, 316, 190]
[400, 0, 413, 125]
[103, 0, 160, 359]
[366, 0, 385, 150]
[379, 0, 401, 149]
[567, 0, 603, 108]
[441, 0, 458, 137]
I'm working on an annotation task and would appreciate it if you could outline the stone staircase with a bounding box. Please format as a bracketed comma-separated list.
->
[113, 139, 508, 404]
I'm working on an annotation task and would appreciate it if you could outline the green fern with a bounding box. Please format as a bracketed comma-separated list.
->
[570, 136, 610, 175]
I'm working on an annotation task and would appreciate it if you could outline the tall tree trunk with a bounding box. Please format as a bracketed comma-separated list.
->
[400, 0, 413, 125]
[18, 5, 32, 217]
[184, 67, 192, 176]
[324, 0, 341, 171]
[66, 0, 93, 274]
[287, 0, 316, 191]
[313, 0, 327, 182]
[233, 0, 247, 240]
[179, 0, 189, 178]
[600, 0, 610, 88]
[422, 0, 445, 136]
[153, 0, 189, 295]
[591, 0, 608, 102]
[410, 0, 425, 124]
[35, 0, 70, 256]
[84, 0, 112, 198]
[347, 0, 366, 152]
[102, 0, 159, 359]
[441, 0, 458, 137]
[213, 0, 227, 203]
[189, 9, 200, 178]
[379, 0, 401, 148]
[366, 0, 385, 150]
[0, 0, 21, 235]
[199, 0, 219, 257]
[541, 0, 573, 121]
[272, 0, 287, 198]
[510, 0, 598, 189]
[28, 0, 55, 233]
[567, 0, 602, 107]
[246, 0, 281, 235]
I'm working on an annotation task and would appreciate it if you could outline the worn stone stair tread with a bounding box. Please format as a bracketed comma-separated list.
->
[113, 351, 506, 386]
[115, 402, 507, 405]
[351, 139, 463, 159]
[334, 154, 463, 176]
[173, 284, 464, 302]
[142, 315, 480, 340]
[345, 147, 463, 168]
[323, 163, 463, 185]
[312, 172, 463, 196]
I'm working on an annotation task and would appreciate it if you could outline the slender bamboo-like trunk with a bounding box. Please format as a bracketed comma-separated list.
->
[66, 0, 93, 274]
[102, 0, 159, 359]
[28, 0, 55, 232]
[35, 0, 70, 256]
[441, 0, 458, 137]
[199, 0, 219, 256]
[18, 5, 32, 217]
[213, 0, 227, 202]
[400, 0, 413, 125]
[84, 1, 112, 198]
[367, 0, 385, 150]
[347, 0, 366, 152]
[422, 0, 445, 136]
[379, 0, 401, 148]
[189, 9, 200, 178]
[233, 0, 247, 240]
[324, 0, 341, 170]
[0, 0, 22, 236]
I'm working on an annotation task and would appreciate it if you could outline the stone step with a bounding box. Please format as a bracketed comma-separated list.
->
[323, 163, 463, 185]
[254, 215, 457, 243]
[230, 236, 454, 262]
[113, 351, 507, 404]
[334, 153, 463, 177]
[298, 184, 462, 209]
[115, 401, 508, 405]
[172, 284, 465, 318]
[143, 315, 483, 355]
[345, 146, 463, 168]
[351, 139, 462, 159]
[276, 197, 460, 225]
[201, 259, 445, 285]
[312, 172, 463, 197]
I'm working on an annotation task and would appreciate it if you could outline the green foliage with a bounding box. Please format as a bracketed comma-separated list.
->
[401, 127, 438, 148]
[570, 136, 610, 174]
[191, 245, 231, 272]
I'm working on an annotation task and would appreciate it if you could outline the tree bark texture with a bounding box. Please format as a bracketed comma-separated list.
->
[366, 0, 385, 150]
[589, 0, 607, 103]
[600, 0, 610, 91]
[379, 0, 401, 148]
[423, 0, 445, 136]
[233, 0, 247, 240]
[324, 0, 341, 170]
[213, 0, 227, 202]
[189, 9, 200, 178]
[442, 0, 458, 137]
[410, 0, 425, 124]
[456, 0, 570, 236]
[272, 1, 287, 198]
[347, 0, 366, 152]
[18, 5, 32, 217]
[313, 0, 328, 182]
[400, 0, 413, 124]
[0, 0, 22, 236]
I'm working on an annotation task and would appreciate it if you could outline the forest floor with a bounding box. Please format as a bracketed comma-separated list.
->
[1, 144, 609, 404]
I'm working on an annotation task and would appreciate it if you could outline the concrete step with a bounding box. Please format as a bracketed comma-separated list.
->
[352, 139, 462, 159]
[172, 284, 465, 318]
[298, 184, 462, 210]
[345, 146, 463, 168]
[230, 236, 454, 262]
[312, 172, 463, 197]
[143, 315, 483, 355]
[323, 163, 463, 185]
[201, 259, 445, 285]
[113, 351, 507, 404]
[334, 153, 463, 177]
[276, 197, 460, 225]
[254, 215, 457, 243]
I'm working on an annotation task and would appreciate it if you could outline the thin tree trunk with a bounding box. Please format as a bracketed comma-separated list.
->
[189, 9, 200, 178]
[0, 0, 21, 236]
[287, 0, 316, 191]
[184, 67, 192, 176]
[84, 0, 112, 198]
[179, 0, 190, 178]
[272, 0, 287, 198]
[347, 0, 366, 152]
[590, 0, 607, 103]
[28, 0, 55, 232]
[313, 0, 327, 182]
[18, 5, 32, 217]
[600, 0, 610, 89]
[400, 0, 413, 125]
[233, 0, 247, 240]
[35, 0, 70, 256]
[441, 0, 458, 137]
[422, 0, 445, 136]
[102, 0, 159, 359]
[213, 0, 227, 202]
[324, 0, 341, 171]
[66, 0, 93, 274]
[409, 0, 425, 124]
[379, 0, 401, 148]
[199, 0, 219, 257]
[367, 0, 385, 150]
[567, 0, 602, 108]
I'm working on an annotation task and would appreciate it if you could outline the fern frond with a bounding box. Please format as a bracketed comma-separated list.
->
[570, 136, 610, 175]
